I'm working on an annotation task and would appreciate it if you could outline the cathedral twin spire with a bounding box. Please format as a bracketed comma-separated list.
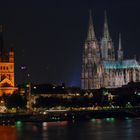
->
[87, 10, 123, 61]
[87, 10, 111, 41]
[103, 11, 111, 40]
[82, 10, 138, 90]
[87, 10, 97, 41]
[87, 10, 114, 61]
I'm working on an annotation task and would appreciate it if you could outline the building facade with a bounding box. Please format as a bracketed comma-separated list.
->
[0, 25, 17, 95]
[81, 11, 140, 89]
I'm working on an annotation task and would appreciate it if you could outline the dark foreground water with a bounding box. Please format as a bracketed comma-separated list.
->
[0, 118, 140, 140]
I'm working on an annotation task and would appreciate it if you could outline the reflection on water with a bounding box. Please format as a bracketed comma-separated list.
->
[0, 118, 140, 140]
[0, 126, 16, 140]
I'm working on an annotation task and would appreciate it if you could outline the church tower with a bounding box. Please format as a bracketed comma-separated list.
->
[100, 11, 115, 61]
[81, 10, 101, 89]
[117, 33, 123, 61]
[0, 25, 17, 96]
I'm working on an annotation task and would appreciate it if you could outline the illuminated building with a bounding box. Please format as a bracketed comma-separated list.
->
[19, 83, 80, 99]
[0, 25, 17, 95]
[81, 11, 140, 89]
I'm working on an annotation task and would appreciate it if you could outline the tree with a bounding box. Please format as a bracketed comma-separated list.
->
[6, 93, 26, 109]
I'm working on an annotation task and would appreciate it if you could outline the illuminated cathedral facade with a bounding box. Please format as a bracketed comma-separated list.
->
[0, 25, 17, 95]
[81, 11, 140, 89]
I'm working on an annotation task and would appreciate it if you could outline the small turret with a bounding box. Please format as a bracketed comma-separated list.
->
[9, 48, 14, 63]
[117, 33, 123, 61]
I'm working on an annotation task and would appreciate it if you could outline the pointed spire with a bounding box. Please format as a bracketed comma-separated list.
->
[87, 10, 96, 41]
[103, 10, 110, 39]
[119, 33, 122, 50]
[118, 33, 123, 61]
[134, 55, 136, 60]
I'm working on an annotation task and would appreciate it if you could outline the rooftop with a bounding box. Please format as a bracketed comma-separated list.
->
[103, 59, 140, 69]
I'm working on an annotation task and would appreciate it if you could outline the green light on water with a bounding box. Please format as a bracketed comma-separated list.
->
[106, 118, 110, 121]
[105, 118, 115, 122]
[91, 118, 96, 122]
[125, 117, 129, 120]
[15, 121, 23, 127]
[110, 118, 115, 122]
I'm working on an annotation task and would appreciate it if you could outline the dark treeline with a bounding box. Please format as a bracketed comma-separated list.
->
[1, 82, 140, 109]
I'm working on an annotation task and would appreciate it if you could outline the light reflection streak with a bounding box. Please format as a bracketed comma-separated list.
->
[47, 121, 68, 126]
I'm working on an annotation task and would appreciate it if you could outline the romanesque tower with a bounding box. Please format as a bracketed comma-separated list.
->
[0, 25, 17, 95]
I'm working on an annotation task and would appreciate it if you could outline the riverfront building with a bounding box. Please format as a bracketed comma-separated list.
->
[0, 25, 17, 95]
[81, 11, 140, 89]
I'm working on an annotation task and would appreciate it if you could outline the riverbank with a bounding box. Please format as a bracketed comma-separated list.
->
[0, 107, 140, 125]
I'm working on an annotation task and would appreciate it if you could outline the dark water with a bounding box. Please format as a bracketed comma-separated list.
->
[0, 118, 140, 140]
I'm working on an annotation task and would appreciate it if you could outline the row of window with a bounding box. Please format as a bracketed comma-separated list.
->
[0, 66, 13, 70]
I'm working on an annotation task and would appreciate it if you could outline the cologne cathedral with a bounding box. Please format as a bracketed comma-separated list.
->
[81, 11, 140, 89]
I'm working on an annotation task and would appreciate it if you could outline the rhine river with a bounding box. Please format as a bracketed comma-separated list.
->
[0, 118, 140, 140]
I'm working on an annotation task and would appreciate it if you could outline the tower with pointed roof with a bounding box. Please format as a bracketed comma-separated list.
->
[81, 10, 101, 89]
[100, 11, 115, 61]
[81, 10, 140, 89]
[0, 25, 17, 95]
[118, 33, 123, 61]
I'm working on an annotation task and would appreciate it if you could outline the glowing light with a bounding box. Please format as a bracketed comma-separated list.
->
[125, 117, 130, 120]
[42, 122, 47, 127]
[43, 112, 47, 115]
[105, 118, 115, 122]
[91, 118, 96, 122]
[21, 66, 26, 70]
[15, 121, 23, 127]
[106, 118, 110, 121]
[110, 118, 115, 122]
[26, 84, 30, 88]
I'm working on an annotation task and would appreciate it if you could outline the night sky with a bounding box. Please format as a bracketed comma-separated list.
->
[0, 0, 140, 87]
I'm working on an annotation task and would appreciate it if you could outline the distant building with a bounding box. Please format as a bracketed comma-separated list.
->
[81, 11, 140, 89]
[0, 25, 17, 95]
[18, 83, 81, 99]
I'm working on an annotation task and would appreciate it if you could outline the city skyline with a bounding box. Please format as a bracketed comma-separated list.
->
[0, 0, 140, 86]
